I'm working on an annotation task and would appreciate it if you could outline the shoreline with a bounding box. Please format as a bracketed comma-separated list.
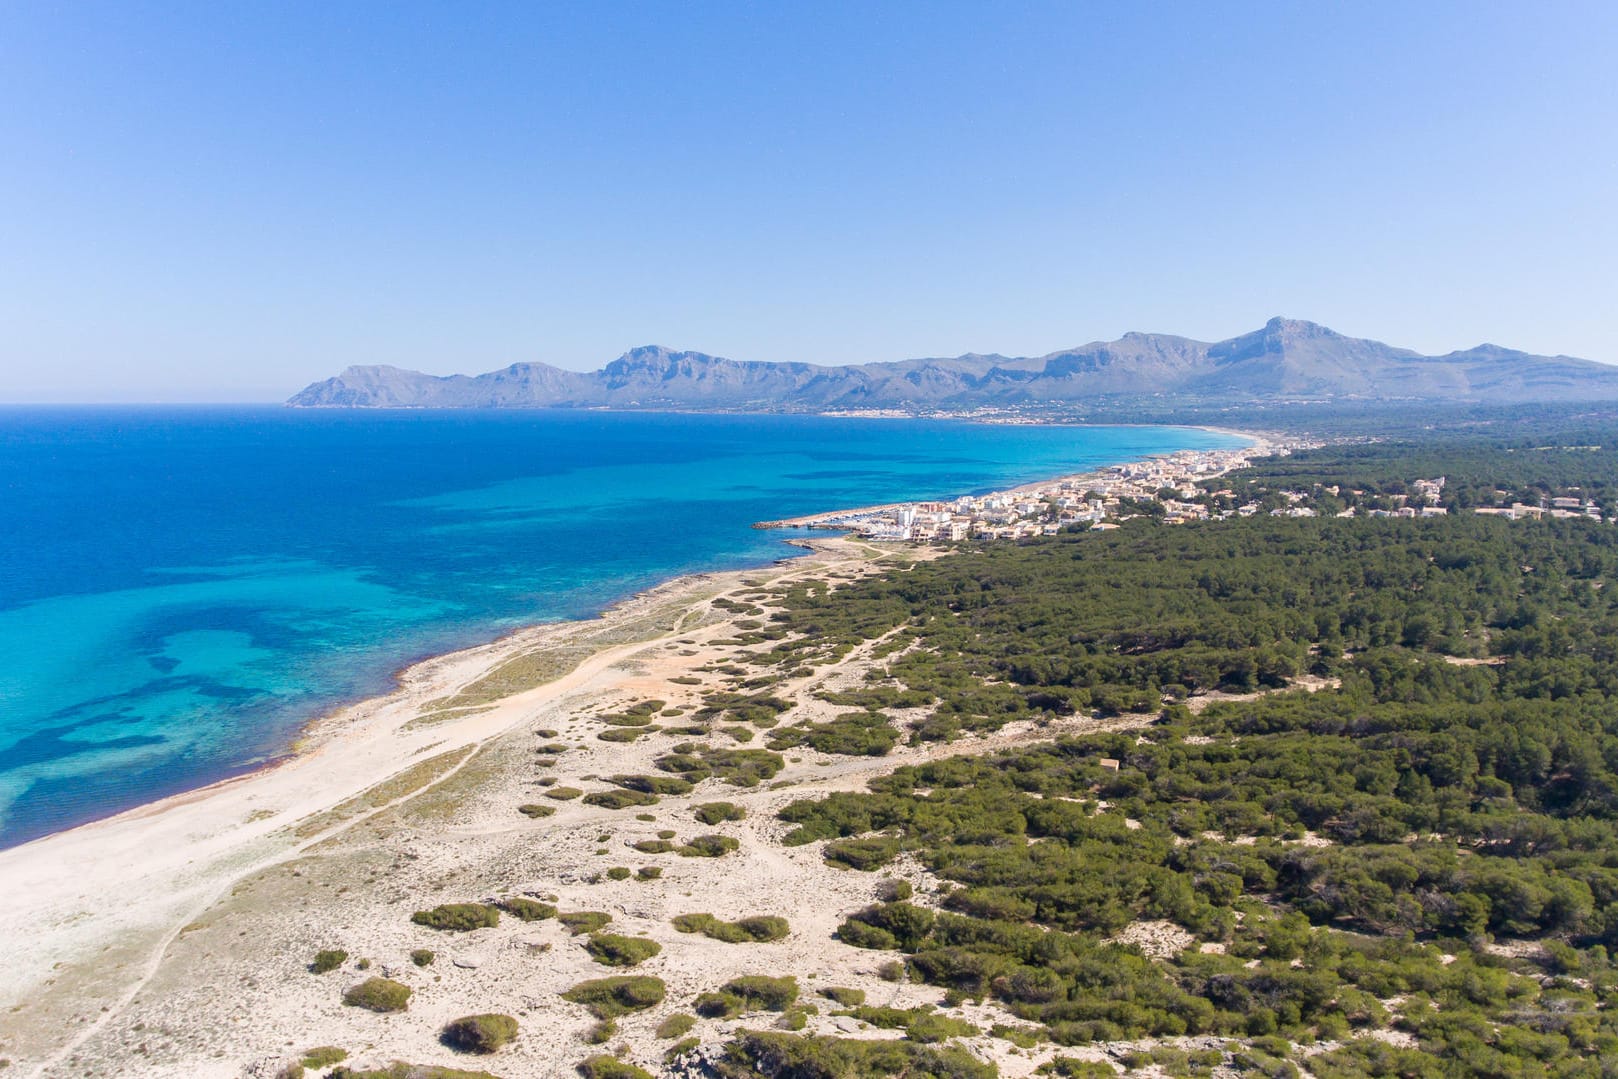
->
[0, 421, 1258, 857]
[0, 534, 886, 1074]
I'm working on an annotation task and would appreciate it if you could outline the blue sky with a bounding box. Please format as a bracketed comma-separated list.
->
[2, 2, 1615, 402]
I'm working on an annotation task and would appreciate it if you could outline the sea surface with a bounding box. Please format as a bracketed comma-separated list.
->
[0, 407, 1242, 848]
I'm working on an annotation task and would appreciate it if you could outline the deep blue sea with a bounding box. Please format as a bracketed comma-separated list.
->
[0, 407, 1241, 848]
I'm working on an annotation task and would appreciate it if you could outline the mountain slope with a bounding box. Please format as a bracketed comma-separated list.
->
[287, 318, 1618, 410]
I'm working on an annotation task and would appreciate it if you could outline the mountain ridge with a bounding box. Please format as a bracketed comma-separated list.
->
[288, 318, 1618, 411]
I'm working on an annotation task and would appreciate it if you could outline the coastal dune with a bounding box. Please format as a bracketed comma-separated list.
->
[0, 530, 1149, 1079]
[0, 540, 876, 1075]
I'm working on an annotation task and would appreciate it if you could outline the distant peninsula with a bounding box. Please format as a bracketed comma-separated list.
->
[288, 317, 1618, 412]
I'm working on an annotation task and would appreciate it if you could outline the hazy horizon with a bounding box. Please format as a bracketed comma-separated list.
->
[3, 2, 1615, 403]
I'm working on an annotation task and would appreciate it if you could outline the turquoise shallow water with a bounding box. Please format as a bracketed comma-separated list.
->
[0, 407, 1242, 847]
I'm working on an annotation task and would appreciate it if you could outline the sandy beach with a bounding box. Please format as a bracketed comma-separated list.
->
[0, 527, 1162, 1079]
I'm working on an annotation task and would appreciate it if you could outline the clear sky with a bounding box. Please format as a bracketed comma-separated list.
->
[2, 1, 1615, 402]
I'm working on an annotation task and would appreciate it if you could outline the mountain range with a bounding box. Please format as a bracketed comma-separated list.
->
[287, 318, 1618, 412]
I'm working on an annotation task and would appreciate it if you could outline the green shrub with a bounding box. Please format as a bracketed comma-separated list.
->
[441, 1013, 519, 1053]
[636, 866, 663, 881]
[768, 712, 899, 756]
[671, 913, 789, 943]
[561, 975, 667, 1018]
[694, 801, 746, 825]
[585, 1019, 616, 1044]
[677, 834, 739, 858]
[310, 949, 348, 974]
[606, 866, 631, 881]
[577, 1056, 653, 1079]
[823, 836, 900, 871]
[558, 911, 612, 935]
[597, 728, 645, 743]
[694, 991, 742, 1018]
[410, 949, 435, 967]
[412, 903, 500, 931]
[518, 803, 556, 818]
[820, 986, 866, 1007]
[497, 897, 556, 922]
[721, 975, 798, 1012]
[655, 747, 784, 787]
[583, 788, 659, 810]
[657, 1013, 696, 1039]
[585, 933, 662, 967]
[634, 839, 675, 853]
[342, 977, 412, 1013]
[611, 774, 694, 795]
[545, 786, 584, 800]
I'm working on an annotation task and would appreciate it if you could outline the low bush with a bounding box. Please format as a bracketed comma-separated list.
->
[441, 1013, 519, 1053]
[410, 949, 435, 967]
[577, 1056, 654, 1079]
[597, 728, 645, 743]
[497, 897, 556, 922]
[677, 834, 739, 858]
[606, 866, 631, 881]
[720, 1032, 994, 1079]
[610, 774, 694, 795]
[585, 933, 662, 967]
[694, 801, 746, 825]
[823, 836, 900, 871]
[582, 788, 659, 810]
[342, 977, 412, 1013]
[633, 839, 675, 854]
[636, 866, 663, 881]
[655, 747, 784, 787]
[310, 949, 348, 974]
[558, 911, 612, 935]
[671, 913, 789, 943]
[545, 786, 584, 800]
[518, 803, 556, 818]
[412, 903, 500, 931]
[721, 975, 798, 1012]
[561, 975, 667, 1018]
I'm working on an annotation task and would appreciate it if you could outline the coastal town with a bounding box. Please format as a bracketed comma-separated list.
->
[762, 437, 1610, 544]
[758, 438, 1298, 541]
